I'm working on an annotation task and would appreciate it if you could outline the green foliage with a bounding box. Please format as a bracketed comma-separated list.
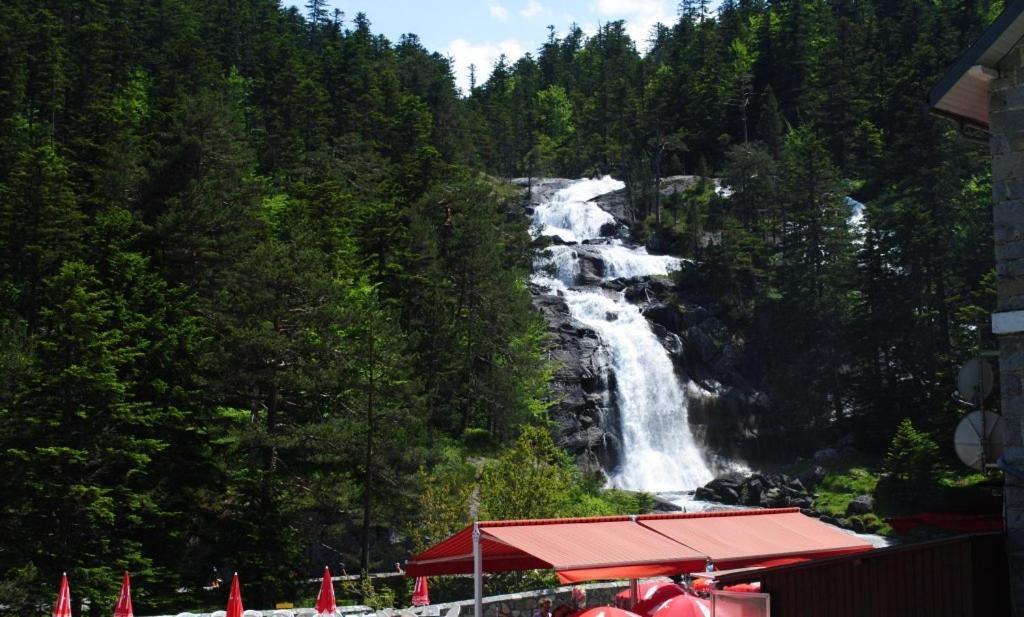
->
[885, 418, 941, 487]
[815, 467, 880, 518]
[0, 0, 1006, 607]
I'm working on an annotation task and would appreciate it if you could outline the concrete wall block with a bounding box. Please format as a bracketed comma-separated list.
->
[994, 150, 1024, 180]
[993, 177, 1024, 203]
[996, 257, 1024, 279]
[1009, 510, 1024, 551]
[994, 200, 1024, 225]
[992, 85, 1024, 114]
[991, 115, 1024, 145]
[998, 277, 1024, 305]
[998, 240, 1024, 262]
[996, 295, 1024, 311]
[995, 220, 1024, 243]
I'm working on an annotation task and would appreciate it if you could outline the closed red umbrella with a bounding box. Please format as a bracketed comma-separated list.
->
[315, 567, 336, 616]
[614, 579, 674, 608]
[114, 571, 133, 617]
[53, 573, 71, 617]
[226, 573, 243, 617]
[649, 595, 710, 617]
[411, 577, 429, 606]
[629, 584, 686, 616]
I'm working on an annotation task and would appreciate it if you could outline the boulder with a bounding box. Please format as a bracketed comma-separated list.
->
[694, 486, 717, 501]
[846, 495, 875, 515]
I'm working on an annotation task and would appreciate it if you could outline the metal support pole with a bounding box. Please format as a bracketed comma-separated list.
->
[473, 523, 483, 617]
[629, 578, 639, 610]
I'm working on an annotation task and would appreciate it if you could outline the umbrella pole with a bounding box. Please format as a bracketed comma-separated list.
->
[473, 522, 483, 617]
[628, 579, 639, 610]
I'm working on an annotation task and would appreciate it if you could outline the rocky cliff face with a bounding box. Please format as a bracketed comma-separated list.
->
[532, 291, 622, 474]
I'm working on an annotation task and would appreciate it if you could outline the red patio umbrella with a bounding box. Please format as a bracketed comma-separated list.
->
[576, 607, 642, 617]
[114, 571, 134, 617]
[614, 579, 674, 608]
[411, 577, 430, 606]
[226, 573, 243, 617]
[629, 584, 686, 616]
[315, 567, 336, 617]
[53, 573, 71, 617]
[649, 595, 710, 617]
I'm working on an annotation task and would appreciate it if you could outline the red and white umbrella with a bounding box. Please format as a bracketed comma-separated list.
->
[53, 573, 71, 617]
[226, 573, 244, 617]
[114, 571, 134, 617]
[411, 577, 430, 606]
[315, 567, 336, 617]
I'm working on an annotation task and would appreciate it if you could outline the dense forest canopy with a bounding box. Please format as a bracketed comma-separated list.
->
[0, 0, 1005, 614]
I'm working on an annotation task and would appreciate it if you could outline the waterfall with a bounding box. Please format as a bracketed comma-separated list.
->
[531, 177, 713, 493]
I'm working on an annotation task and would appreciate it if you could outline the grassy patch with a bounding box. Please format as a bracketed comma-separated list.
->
[815, 467, 879, 517]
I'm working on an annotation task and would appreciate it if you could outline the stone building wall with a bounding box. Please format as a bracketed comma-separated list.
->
[991, 33, 1024, 617]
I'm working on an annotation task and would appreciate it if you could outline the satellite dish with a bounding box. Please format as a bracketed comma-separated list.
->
[954, 410, 1006, 470]
[957, 358, 994, 405]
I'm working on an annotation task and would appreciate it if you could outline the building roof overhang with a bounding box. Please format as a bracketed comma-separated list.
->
[929, 0, 1024, 131]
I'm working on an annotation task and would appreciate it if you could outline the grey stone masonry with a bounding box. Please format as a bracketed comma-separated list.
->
[991, 33, 1024, 617]
[140, 581, 628, 617]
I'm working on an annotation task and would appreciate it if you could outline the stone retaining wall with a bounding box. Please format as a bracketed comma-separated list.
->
[142, 581, 629, 617]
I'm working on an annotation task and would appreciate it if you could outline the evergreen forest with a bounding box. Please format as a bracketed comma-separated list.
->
[0, 0, 1007, 614]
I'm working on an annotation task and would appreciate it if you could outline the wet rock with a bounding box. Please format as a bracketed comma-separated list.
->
[652, 495, 683, 512]
[643, 304, 686, 332]
[846, 495, 875, 515]
[533, 292, 620, 470]
[694, 486, 717, 501]
[513, 177, 576, 208]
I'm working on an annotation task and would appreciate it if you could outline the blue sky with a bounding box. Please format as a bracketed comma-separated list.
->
[289, 1, 690, 93]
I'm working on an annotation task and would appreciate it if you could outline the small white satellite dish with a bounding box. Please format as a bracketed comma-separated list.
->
[957, 358, 994, 405]
[954, 410, 1006, 470]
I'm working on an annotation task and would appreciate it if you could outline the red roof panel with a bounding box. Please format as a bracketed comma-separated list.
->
[638, 508, 872, 569]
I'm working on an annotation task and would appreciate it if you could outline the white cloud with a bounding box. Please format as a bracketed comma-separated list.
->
[593, 0, 672, 49]
[446, 38, 527, 95]
[520, 1, 546, 18]
[489, 3, 509, 20]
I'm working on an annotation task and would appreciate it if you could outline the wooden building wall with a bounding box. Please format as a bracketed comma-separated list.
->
[715, 533, 1008, 617]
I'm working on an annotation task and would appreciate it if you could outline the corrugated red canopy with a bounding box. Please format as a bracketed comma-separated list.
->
[638, 508, 872, 570]
[406, 516, 706, 583]
[406, 508, 872, 583]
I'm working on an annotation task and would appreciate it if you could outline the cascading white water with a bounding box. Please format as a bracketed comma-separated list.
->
[531, 177, 713, 493]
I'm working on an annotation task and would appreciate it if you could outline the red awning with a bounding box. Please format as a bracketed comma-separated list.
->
[406, 516, 706, 582]
[638, 508, 872, 570]
[407, 508, 873, 583]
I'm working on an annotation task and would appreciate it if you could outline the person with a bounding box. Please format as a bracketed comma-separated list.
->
[552, 587, 586, 617]
[533, 597, 552, 617]
[705, 557, 715, 573]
